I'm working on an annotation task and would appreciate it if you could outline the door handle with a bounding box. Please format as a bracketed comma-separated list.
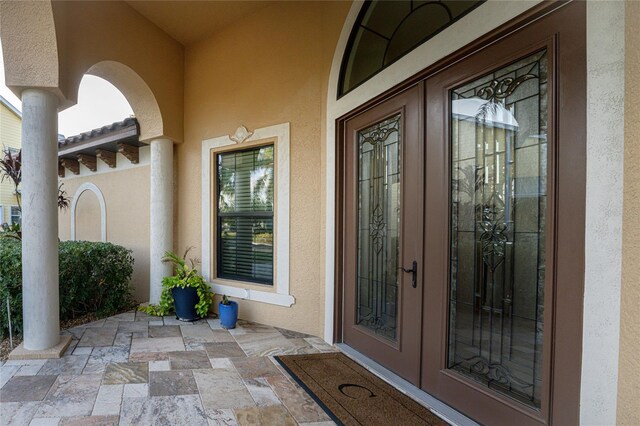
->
[400, 261, 418, 288]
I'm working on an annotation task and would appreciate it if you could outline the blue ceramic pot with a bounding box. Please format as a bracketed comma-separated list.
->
[219, 301, 238, 329]
[172, 287, 199, 321]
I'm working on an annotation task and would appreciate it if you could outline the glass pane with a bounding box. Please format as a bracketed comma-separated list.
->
[342, 28, 387, 94]
[219, 217, 273, 283]
[339, 0, 484, 96]
[216, 145, 274, 284]
[448, 50, 548, 408]
[217, 146, 274, 213]
[384, 3, 450, 65]
[356, 113, 401, 341]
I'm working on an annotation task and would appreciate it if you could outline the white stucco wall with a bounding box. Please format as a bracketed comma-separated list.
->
[580, 1, 625, 424]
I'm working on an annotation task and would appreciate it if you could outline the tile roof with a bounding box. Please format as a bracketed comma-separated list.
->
[58, 117, 139, 149]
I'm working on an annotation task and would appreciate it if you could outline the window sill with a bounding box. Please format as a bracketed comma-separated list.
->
[209, 278, 295, 307]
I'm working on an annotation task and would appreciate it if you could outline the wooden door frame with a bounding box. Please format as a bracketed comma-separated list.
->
[334, 1, 585, 424]
[422, 2, 585, 423]
[335, 2, 568, 342]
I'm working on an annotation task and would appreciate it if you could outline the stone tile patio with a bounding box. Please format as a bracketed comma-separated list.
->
[0, 311, 338, 426]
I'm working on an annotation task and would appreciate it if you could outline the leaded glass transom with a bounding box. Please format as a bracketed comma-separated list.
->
[339, 0, 484, 96]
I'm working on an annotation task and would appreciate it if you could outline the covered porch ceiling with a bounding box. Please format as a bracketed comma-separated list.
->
[125, 0, 270, 46]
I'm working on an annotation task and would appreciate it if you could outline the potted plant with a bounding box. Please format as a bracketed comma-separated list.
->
[139, 247, 214, 321]
[219, 295, 238, 329]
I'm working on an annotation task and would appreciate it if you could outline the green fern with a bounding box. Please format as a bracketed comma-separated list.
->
[139, 248, 214, 318]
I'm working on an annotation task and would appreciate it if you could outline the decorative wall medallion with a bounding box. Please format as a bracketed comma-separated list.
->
[230, 125, 254, 144]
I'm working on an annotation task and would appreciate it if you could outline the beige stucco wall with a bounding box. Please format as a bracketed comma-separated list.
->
[617, 1, 640, 424]
[180, 1, 351, 337]
[48, 1, 183, 142]
[58, 165, 150, 303]
[0, 102, 21, 224]
[74, 190, 102, 242]
[0, 1, 61, 99]
[1, 1, 183, 139]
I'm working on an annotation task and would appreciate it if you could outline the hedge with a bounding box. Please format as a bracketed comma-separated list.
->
[0, 239, 135, 337]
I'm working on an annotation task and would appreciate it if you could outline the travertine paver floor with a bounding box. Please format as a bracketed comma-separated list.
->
[0, 311, 338, 426]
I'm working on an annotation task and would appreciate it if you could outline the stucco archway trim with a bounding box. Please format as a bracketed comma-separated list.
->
[85, 61, 164, 143]
[70, 182, 107, 242]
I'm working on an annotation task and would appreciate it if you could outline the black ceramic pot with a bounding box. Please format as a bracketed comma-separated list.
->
[172, 287, 199, 321]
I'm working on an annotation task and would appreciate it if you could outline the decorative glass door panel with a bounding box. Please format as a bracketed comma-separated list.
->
[343, 85, 423, 385]
[356, 114, 401, 341]
[339, 3, 585, 423]
[448, 51, 547, 408]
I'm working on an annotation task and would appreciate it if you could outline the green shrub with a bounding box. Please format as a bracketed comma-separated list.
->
[0, 239, 22, 337]
[0, 239, 135, 337]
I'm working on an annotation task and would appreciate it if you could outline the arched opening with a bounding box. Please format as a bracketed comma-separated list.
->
[0, 0, 177, 355]
[57, 62, 157, 305]
[82, 61, 163, 142]
[58, 75, 133, 138]
[71, 183, 107, 242]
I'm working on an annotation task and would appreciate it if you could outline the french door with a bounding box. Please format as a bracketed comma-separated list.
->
[342, 84, 424, 385]
[339, 2, 585, 424]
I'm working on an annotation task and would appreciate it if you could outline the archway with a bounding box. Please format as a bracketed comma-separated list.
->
[61, 61, 172, 306]
[84, 61, 163, 142]
[70, 182, 107, 242]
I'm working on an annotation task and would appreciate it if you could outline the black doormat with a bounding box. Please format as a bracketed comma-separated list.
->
[274, 352, 447, 426]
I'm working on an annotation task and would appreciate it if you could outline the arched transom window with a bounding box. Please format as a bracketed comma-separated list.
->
[339, 0, 484, 97]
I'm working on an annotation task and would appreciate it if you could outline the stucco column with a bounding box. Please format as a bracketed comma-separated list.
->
[149, 138, 174, 304]
[21, 89, 60, 350]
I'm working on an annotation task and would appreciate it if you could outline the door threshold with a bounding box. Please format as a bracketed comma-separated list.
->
[336, 343, 479, 426]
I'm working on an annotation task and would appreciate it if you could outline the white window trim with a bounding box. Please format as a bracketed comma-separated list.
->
[0, 205, 4, 224]
[201, 122, 293, 307]
[70, 182, 107, 242]
[9, 205, 21, 225]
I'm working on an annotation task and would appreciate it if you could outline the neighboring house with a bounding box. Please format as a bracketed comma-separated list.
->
[1, 1, 638, 425]
[0, 95, 21, 226]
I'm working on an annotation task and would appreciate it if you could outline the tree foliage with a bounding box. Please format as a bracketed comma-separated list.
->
[0, 147, 71, 217]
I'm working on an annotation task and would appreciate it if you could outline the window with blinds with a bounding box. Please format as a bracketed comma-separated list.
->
[216, 145, 274, 284]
